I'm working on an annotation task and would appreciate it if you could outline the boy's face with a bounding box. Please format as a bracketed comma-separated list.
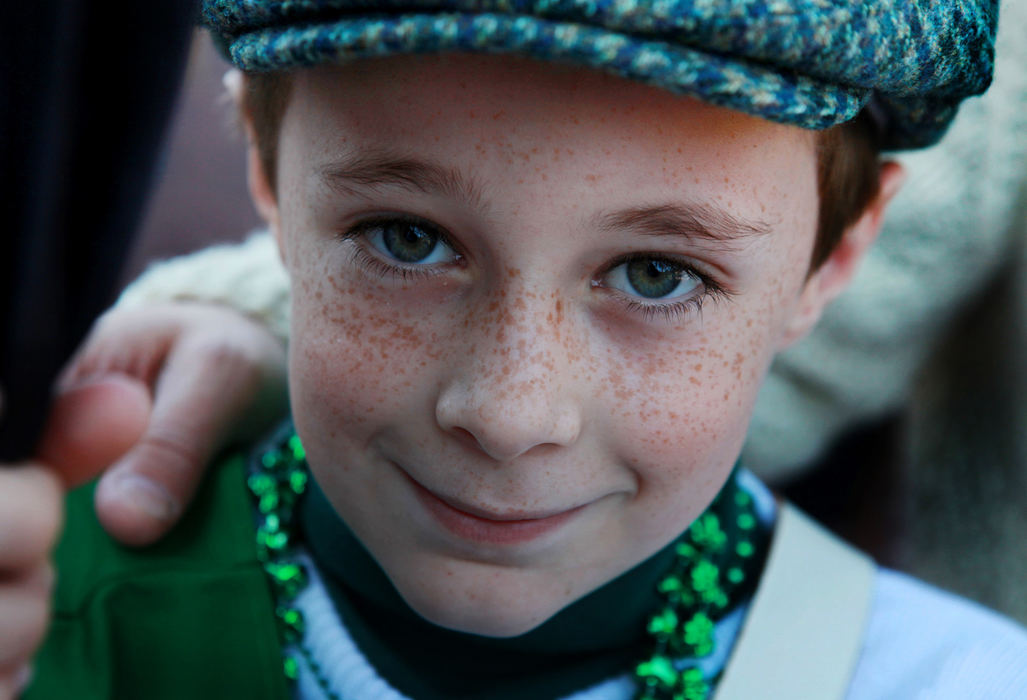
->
[258, 55, 862, 637]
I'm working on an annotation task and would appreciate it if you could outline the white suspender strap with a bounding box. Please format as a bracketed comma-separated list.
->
[714, 503, 875, 700]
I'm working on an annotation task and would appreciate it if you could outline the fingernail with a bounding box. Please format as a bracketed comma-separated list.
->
[15, 664, 33, 693]
[109, 474, 178, 521]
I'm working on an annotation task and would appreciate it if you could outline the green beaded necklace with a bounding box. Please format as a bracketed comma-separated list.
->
[633, 487, 762, 700]
[247, 430, 765, 700]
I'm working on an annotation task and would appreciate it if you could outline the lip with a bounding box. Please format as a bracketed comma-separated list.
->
[401, 470, 586, 545]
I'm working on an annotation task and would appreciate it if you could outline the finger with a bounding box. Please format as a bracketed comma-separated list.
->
[0, 469, 62, 572]
[0, 664, 33, 700]
[58, 313, 176, 390]
[94, 339, 264, 546]
[36, 376, 152, 488]
[0, 566, 53, 669]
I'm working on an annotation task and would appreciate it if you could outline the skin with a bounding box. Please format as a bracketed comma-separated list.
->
[248, 54, 901, 638]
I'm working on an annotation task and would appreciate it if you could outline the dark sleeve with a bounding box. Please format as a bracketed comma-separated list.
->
[0, 1, 192, 459]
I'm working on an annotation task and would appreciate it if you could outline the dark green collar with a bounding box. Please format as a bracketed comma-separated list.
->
[299, 471, 764, 700]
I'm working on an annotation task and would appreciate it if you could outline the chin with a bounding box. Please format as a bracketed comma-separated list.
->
[390, 563, 573, 638]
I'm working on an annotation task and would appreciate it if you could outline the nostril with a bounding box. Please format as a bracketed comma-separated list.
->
[449, 426, 482, 452]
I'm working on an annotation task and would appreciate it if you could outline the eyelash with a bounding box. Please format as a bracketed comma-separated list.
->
[339, 216, 731, 321]
[599, 253, 730, 322]
[340, 215, 462, 281]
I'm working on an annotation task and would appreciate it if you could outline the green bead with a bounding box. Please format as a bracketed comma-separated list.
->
[675, 667, 709, 700]
[658, 575, 684, 595]
[736, 513, 756, 531]
[691, 561, 719, 592]
[636, 655, 678, 688]
[247, 473, 275, 496]
[261, 451, 282, 469]
[283, 655, 299, 681]
[689, 513, 727, 549]
[259, 491, 281, 514]
[682, 613, 714, 656]
[288, 435, 306, 461]
[727, 567, 745, 584]
[259, 528, 289, 552]
[267, 561, 309, 598]
[675, 542, 697, 559]
[276, 606, 306, 642]
[647, 607, 679, 636]
[736, 540, 754, 558]
[289, 469, 309, 494]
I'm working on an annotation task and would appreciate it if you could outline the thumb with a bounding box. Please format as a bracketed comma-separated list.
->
[36, 375, 152, 488]
[93, 338, 265, 546]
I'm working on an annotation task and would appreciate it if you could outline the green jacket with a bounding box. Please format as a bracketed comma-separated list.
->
[25, 455, 289, 700]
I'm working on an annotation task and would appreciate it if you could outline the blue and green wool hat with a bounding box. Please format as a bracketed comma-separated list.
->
[202, 0, 997, 150]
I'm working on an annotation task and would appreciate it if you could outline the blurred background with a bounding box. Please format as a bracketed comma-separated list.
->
[123, 33, 259, 284]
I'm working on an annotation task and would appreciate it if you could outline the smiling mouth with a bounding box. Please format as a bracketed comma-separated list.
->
[401, 470, 587, 545]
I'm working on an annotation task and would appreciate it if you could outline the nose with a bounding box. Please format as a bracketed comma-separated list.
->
[435, 295, 583, 462]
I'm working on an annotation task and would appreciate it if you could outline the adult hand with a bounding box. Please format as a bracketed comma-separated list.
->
[0, 377, 149, 699]
[59, 302, 288, 546]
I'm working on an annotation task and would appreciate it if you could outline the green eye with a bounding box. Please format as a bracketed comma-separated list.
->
[381, 221, 440, 262]
[626, 260, 684, 298]
[606, 258, 700, 300]
[364, 219, 457, 265]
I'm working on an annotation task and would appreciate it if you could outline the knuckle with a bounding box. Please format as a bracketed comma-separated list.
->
[137, 429, 204, 478]
[185, 337, 266, 391]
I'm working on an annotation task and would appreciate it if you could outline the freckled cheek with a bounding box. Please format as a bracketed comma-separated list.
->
[599, 325, 775, 491]
[287, 274, 459, 436]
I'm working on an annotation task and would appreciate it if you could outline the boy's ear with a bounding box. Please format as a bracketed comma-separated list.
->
[228, 70, 285, 262]
[247, 143, 281, 243]
[778, 160, 906, 349]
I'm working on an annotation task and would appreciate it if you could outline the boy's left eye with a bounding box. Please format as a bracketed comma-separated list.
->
[364, 219, 458, 265]
[603, 258, 701, 301]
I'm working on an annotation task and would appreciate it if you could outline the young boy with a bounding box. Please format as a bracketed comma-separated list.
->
[14, 1, 1027, 698]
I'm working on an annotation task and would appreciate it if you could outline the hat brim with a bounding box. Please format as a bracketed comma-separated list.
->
[227, 13, 869, 132]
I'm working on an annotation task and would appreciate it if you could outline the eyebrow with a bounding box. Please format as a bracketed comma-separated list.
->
[319, 152, 771, 247]
[317, 151, 488, 209]
[592, 203, 771, 249]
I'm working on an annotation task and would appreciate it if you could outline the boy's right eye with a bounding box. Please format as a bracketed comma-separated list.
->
[359, 218, 459, 265]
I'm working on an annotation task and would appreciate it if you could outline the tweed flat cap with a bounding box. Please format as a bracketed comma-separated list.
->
[203, 0, 997, 149]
